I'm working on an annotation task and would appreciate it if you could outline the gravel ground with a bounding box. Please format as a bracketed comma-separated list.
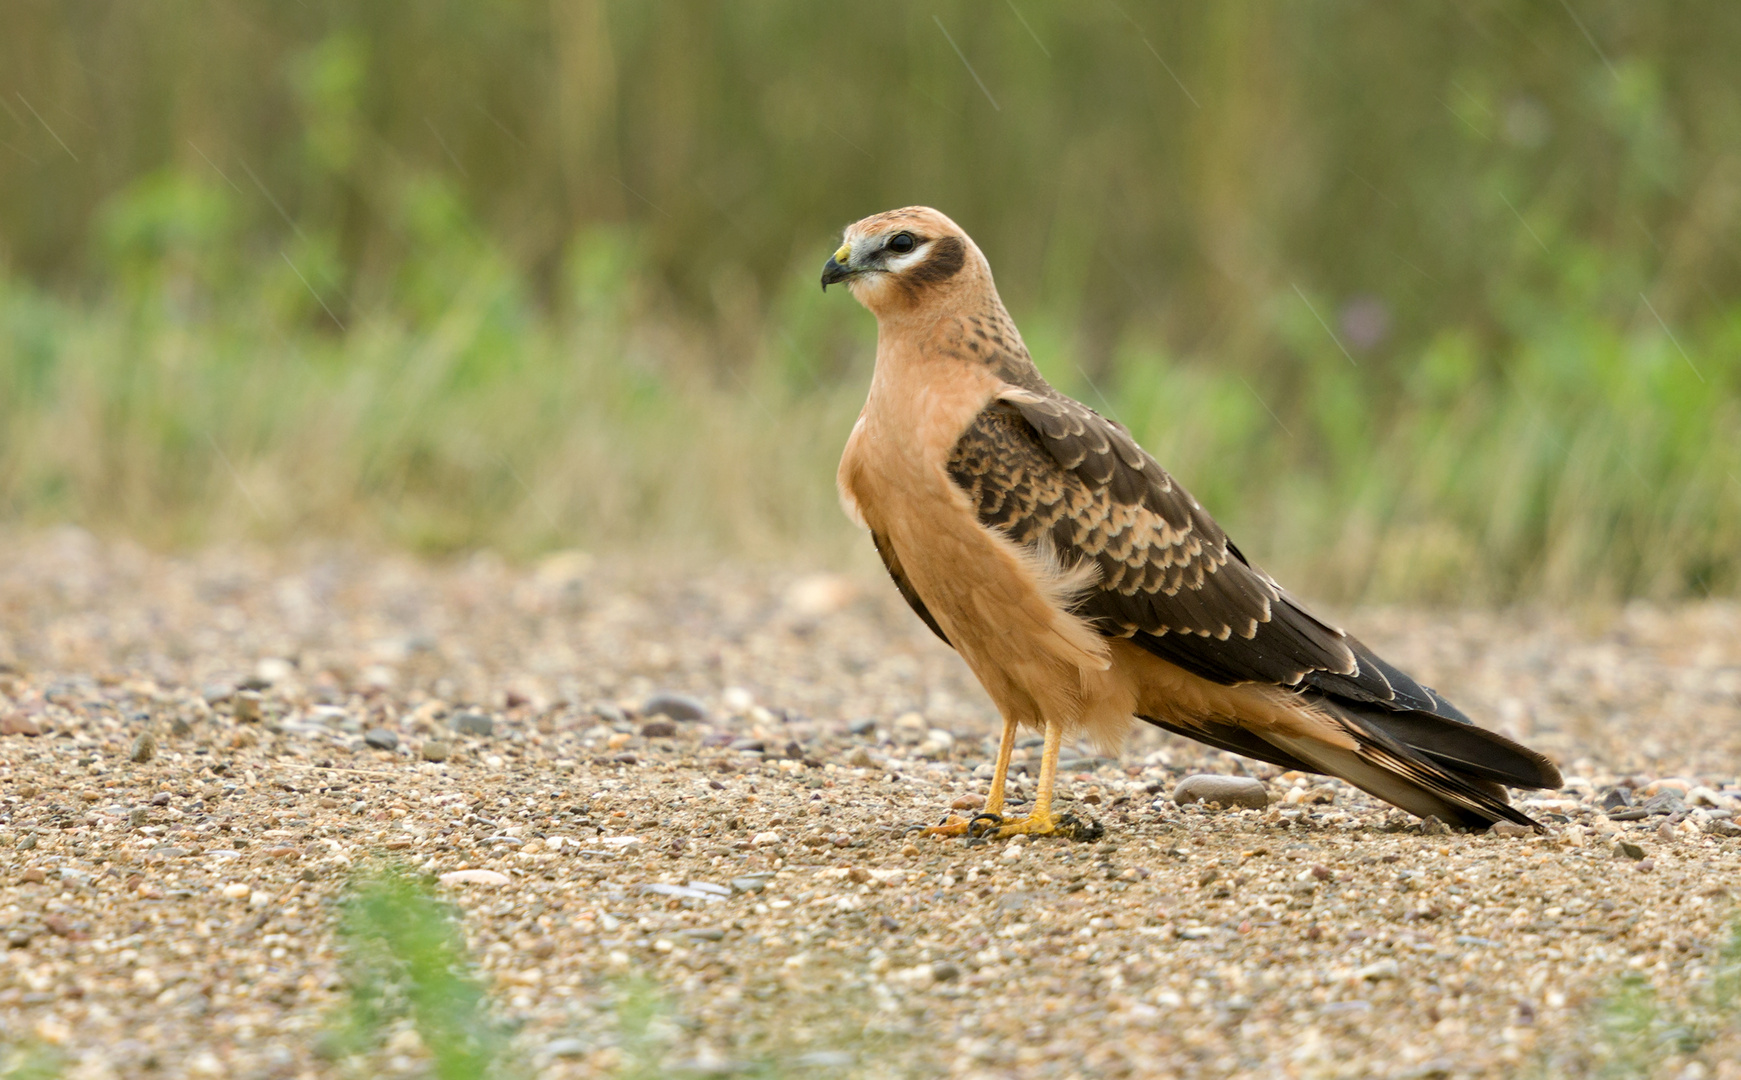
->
[2, 528, 1740, 1079]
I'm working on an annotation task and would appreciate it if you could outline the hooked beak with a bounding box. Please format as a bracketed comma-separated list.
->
[820, 241, 854, 291]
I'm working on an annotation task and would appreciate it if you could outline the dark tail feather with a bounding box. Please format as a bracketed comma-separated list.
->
[1303, 694, 1557, 829]
[1321, 697, 1562, 791]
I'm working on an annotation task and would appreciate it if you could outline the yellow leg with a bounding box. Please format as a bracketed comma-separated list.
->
[976, 715, 1102, 841]
[922, 714, 1018, 837]
[985, 714, 1018, 815]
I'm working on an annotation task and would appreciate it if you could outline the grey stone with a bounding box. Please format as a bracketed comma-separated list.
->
[730, 874, 772, 894]
[1641, 791, 1684, 815]
[1600, 787, 1632, 811]
[130, 733, 156, 764]
[729, 738, 765, 753]
[643, 692, 707, 722]
[420, 739, 452, 763]
[640, 721, 677, 739]
[450, 711, 494, 737]
[543, 1038, 590, 1058]
[682, 927, 726, 941]
[1172, 774, 1268, 810]
[363, 728, 400, 751]
[640, 883, 725, 902]
[847, 717, 877, 736]
[1613, 839, 1647, 860]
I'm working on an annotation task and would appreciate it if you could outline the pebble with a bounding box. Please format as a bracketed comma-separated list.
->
[1357, 959, 1400, 981]
[731, 874, 772, 894]
[641, 720, 677, 738]
[1, 713, 43, 736]
[1173, 775, 1269, 810]
[892, 712, 928, 743]
[848, 717, 878, 736]
[1613, 839, 1647, 860]
[750, 831, 781, 847]
[363, 728, 400, 751]
[1488, 822, 1533, 838]
[950, 793, 986, 811]
[543, 1038, 590, 1059]
[450, 711, 494, 737]
[420, 739, 452, 762]
[20, 868, 45, 884]
[439, 869, 510, 887]
[683, 927, 726, 941]
[642, 692, 707, 722]
[221, 883, 251, 899]
[639, 883, 725, 902]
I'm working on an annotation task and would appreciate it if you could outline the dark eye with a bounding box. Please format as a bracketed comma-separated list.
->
[887, 232, 917, 254]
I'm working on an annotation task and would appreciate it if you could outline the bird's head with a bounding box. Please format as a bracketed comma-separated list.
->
[821, 206, 984, 317]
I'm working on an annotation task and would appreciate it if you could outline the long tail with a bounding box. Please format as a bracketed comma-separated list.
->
[1140, 695, 1562, 830]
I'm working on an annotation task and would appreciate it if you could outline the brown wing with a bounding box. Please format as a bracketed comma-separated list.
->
[946, 390, 1387, 695]
[945, 387, 1563, 796]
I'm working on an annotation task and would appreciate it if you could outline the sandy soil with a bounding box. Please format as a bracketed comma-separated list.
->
[1, 529, 1739, 1079]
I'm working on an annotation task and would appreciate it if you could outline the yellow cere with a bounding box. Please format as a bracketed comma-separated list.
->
[833, 242, 852, 265]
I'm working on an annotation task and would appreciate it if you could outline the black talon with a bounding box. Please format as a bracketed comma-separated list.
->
[968, 812, 1004, 838]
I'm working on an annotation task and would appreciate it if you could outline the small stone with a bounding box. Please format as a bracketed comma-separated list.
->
[931, 962, 961, 982]
[8, 930, 32, 948]
[848, 717, 878, 736]
[232, 692, 262, 723]
[420, 740, 452, 763]
[1613, 839, 1646, 861]
[1600, 788, 1632, 811]
[169, 716, 192, 737]
[730, 738, 765, 753]
[17, 836, 36, 851]
[640, 720, 677, 739]
[20, 868, 45, 884]
[683, 927, 726, 941]
[128, 808, 149, 829]
[151, 792, 172, 806]
[1489, 821, 1533, 838]
[750, 830, 781, 847]
[892, 712, 928, 743]
[1706, 819, 1741, 838]
[222, 882, 251, 899]
[1356, 959, 1400, 981]
[642, 692, 707, 722]
[1172, 775, 1268, 810]
[439, 869, 511, 887]
[730, 875, 772, 894]
[450, 711, 494, 737]
[544, 1037, 590, 1059]
[951, 793, 987, 811]
[848, 747, 876, 768]
[363, 728, 400, 751]
[900, 843, 921, 857]
[2, 713, 43, 736]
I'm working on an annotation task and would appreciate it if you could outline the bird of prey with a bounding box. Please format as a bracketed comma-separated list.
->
[822, 206, 1561, 840]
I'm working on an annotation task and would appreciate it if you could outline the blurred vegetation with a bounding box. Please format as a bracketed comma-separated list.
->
[1, 3, 1739, 601]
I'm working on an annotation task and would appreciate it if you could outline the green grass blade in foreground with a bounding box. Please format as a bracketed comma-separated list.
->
[325, 865, 512, 1080]
[0, 1044, 64, 1080]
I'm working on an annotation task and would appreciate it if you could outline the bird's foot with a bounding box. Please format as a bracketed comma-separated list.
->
[915, 814, 974, 838]
[962, 810, 1104, 843]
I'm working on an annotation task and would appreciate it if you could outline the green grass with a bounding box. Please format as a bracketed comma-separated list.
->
[1539, 917, 1741, 1078]
[1, 228, 1735, 603]
[322, 866, 887, 1078]
[323, 866, 514, 1079]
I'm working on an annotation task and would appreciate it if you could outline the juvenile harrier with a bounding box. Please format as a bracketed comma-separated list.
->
[823, 206, 1560, 839]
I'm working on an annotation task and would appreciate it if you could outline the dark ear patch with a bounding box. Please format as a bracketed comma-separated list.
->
[905, 235, 967, 286]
